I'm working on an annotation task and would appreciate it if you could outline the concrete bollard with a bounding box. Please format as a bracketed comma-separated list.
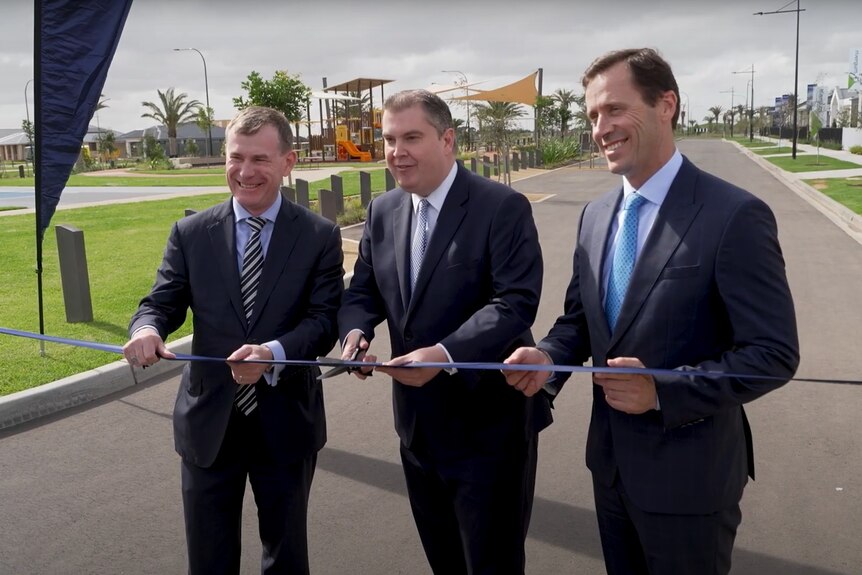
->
[55, 225, 94, 323]
[359, 171, 372, 208]
[295, 179, 310, 208]
[319, 189, 338, 223]
[330, 175, 344, 214]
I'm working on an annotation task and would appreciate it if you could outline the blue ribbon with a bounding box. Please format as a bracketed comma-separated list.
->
[1, 326, 858, 385]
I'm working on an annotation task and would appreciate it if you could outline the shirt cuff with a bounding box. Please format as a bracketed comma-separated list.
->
[436, 343, 457, 374]
[262, 340, 284, 387]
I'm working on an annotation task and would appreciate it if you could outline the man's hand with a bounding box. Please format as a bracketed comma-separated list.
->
[122, 327, 175, 367]
[502, 347, 552, 397]
[227, 344, 274, 385]
[378, 345, 446, 387]
[341, 332, 376, 380]
[593, 357, 657, 414]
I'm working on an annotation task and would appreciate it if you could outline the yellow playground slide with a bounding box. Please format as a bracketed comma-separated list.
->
[337, 140, 372, 162]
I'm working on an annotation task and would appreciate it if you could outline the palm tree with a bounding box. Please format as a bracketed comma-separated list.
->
[551, 89, 578, 137]
[708, 106, 723, 127]
[141, 88, 202, 157]
[475, 101, 524, 152]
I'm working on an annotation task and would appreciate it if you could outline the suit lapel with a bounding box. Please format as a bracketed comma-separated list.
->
[208, 200, 246, 326]
[407, 169, 468, 316]
[393, 192, 412, 312]
[610, 159, 702, 345]
[250, 200, 301, 330]
[585, 189, 620, 344]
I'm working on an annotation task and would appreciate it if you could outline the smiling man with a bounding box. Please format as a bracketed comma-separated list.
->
[503, 49, 799, 574]
[338, 89, 552, 574]
[123, 106, 343, 574]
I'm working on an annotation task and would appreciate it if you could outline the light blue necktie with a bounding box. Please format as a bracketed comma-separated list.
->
[605, 193, 648, 332]
[410, 199, 430, 291]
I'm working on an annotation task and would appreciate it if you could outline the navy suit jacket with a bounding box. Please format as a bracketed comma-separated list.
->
[539, 157, 799, 514]
[339, 165, 552, 461]
[130, 197, 343, 468]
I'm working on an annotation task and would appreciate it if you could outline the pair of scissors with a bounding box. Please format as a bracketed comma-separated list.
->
[317, 340, 373, 380]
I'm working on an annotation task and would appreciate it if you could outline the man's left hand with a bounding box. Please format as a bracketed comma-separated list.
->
[227, 344, 273, 385]
[377, 345, 446, 387]
[593, 357, 657, 414]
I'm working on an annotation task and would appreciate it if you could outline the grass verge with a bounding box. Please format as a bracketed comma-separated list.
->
[766, 155, 862, 172]
[803, 177, 862, 214]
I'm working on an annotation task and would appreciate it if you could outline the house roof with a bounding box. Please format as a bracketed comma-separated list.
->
[119, 123, 226, 140]
[0, 132, 30, 145]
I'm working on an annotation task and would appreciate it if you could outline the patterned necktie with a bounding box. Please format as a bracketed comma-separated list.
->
[605, 193, 648, 332]
[410, 199, 430, 291]
[235, 216, 266, 416]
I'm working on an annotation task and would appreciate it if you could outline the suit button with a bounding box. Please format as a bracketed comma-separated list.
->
[248, 338, 259, 344]
[404, 331, 413, 342]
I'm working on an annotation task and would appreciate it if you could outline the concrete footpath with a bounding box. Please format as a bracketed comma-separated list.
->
[1, 140, 861, 573]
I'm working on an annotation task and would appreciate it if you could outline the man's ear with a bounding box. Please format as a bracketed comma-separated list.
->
[442, 127, 455, 152]
[660, 90, 678, 123]
[283, 150, 298, 175]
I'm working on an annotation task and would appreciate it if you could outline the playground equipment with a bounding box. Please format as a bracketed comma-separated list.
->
[337, 139, 371, 162]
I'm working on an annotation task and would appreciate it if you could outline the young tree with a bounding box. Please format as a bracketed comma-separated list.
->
[534, 95, 559, 141]
[551, 89, 578, 137]
[141, 88, 201, 157]
[233, 70, 311, 124]
[185, 138, 199, 157]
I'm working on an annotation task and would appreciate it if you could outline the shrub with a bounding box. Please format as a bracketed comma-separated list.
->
[850, 145, 862, 155]
[540, 136, 581, 167]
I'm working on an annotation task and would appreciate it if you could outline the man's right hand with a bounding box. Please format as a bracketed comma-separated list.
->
[341, 331, 375, 380]
[502, 347, 552, 397]
[122, 327, 175, 367]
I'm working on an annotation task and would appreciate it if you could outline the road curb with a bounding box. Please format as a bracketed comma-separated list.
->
[0, 335, 192, 430]
[0, 273, 357, 431]
[730, 141, 862, 245]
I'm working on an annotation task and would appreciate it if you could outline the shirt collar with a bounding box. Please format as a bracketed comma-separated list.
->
[232, 193, 282, 224]
[622, 149, 683, 207]
[411, 161, 458, 214]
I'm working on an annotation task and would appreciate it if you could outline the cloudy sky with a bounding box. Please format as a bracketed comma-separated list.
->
[0, 0, 859, 134]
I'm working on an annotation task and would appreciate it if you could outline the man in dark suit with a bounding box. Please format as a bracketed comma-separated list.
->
[122, 106, 343, 574]
[504, 49, 799, 575]
[338, 89, 552, 574]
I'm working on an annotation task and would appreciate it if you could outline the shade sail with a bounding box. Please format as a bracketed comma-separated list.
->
[453, 71, 539, 105]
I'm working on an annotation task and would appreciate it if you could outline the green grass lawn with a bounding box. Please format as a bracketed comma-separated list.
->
[803, 177, 862, 214]
[0, 171, 387, 396]
[731, 138, 775, 148]
[751, 146, 802, 155]
[766, 155, 862, 172]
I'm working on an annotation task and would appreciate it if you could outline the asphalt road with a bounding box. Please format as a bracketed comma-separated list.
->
[1, 139, 860, 574]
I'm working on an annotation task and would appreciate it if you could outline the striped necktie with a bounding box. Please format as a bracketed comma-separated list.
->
[605, 193, 648, 332]
[235, 216, 266, 415]
[410, 199, 430, 291]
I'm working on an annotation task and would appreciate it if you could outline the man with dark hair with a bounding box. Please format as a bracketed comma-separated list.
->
[123, 106, 343, 574]
[339, 89, 552, 574]
[504, 48, 799, 574]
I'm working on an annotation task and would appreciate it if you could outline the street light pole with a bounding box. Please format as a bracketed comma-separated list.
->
[174, 47, 212, 158]
[442, 69, 470, 152]
[734, 65, 756, 141]
[720, 87, 735, 138]
[679, 90, 690, 135]
[755, 1, 804, 159]
[24, 78, 34, 162]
